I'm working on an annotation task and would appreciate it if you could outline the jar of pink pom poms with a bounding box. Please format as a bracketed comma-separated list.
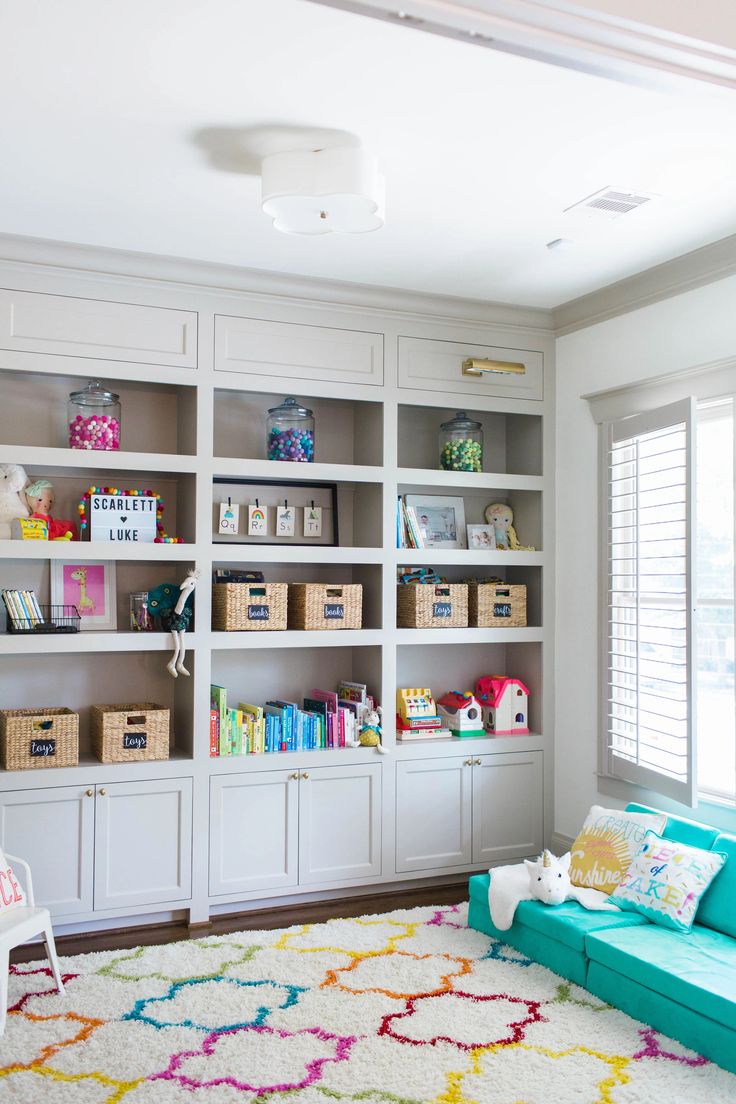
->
[67, 380, 121, 451]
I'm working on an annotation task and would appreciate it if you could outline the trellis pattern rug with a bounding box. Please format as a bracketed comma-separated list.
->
[2, 902, 735, 1103]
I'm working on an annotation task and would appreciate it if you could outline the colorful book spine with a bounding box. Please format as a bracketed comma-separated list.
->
[209, 709, 219, 757]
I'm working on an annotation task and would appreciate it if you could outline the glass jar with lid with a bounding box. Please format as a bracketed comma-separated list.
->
[67, 380, 122, 450]
[439, 412, 483, 472]
[266, 396, 315, 462]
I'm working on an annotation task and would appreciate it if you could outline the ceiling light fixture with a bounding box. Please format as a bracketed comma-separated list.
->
[261, 146, 385, 235]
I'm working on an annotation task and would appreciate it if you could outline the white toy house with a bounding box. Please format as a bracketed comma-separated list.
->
[475, 676, 530, 736]
[437, 690, 485, 737]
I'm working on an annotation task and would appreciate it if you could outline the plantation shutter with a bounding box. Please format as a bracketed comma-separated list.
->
[602, 397, 697, 806]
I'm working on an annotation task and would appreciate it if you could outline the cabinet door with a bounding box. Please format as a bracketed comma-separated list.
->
[398, 335, 543, 400]
[472, 752, 543, 865]
[209, 770, 298, 895]
[0, 289, 197, 367]
[298, 764, 381, 885]
[396, 757, 472, 873]
[215, 314, 383, 386]
[0, 785, 94, 918]
[93, 778, 192, 911]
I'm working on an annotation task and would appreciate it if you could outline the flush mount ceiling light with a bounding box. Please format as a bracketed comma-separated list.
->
[261, 146, 385, 235]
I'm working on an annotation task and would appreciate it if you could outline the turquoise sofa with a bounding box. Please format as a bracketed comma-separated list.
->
[468, 803, 736, 1074]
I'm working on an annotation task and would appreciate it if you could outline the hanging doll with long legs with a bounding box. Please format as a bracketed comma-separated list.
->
[148, 570, 199, 678]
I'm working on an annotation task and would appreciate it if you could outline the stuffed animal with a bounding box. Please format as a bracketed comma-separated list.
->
[148, 571, 199, 677]
[24, 479, 77, 540]
[0, 464, 30, 540]
[358, 706, 388, 754]
[525, 849, 574, 905]
[489, 848, 617, 930]
[484, 503, 535, 551]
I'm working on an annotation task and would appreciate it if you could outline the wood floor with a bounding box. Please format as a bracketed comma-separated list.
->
[11, 880, 468, 963]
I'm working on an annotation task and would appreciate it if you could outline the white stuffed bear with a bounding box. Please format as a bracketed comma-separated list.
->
[0, 464, 30, 540]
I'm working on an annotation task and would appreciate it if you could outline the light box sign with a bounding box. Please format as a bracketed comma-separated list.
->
[90, 494, 158, 543]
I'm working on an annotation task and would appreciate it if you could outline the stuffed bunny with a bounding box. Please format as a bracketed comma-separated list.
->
[0, 464, 30, 539]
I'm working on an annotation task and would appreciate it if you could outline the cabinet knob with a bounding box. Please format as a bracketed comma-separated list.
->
[301, 772, 309, 780]
[99, 788, 107, 796]
[85, 788, 94, 797]
[289, 772, 299, 780]
[464, 758, 472, 766]
[474, 758, 482, 766]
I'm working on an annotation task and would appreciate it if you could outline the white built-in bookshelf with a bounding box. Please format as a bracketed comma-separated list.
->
[0, 247, 554, 931]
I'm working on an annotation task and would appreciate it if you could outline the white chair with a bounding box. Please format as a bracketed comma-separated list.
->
[0, 853, 64, 1036]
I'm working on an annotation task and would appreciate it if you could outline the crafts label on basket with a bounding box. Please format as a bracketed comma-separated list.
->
[494, 602, 512, 618]
[324, 603, 345, 620]
[247, 605, 270, 622]
[433, 602, 452, 618]
[123, 733, 147, 750]
[29, 738, 56, 757]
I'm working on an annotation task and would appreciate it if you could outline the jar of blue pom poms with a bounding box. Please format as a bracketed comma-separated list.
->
[266, 397, 315, 463]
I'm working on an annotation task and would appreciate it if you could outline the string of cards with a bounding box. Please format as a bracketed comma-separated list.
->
[219, 501, 322, 538]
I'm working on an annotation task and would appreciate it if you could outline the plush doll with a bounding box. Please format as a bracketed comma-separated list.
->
[148, 571, 199, 678]
[489, 849, 617, 930]
[484, 503, 535, 551]
[0, 463, 30, 540]
[358, 706, 388, 754]
[24, 479, 77, 541]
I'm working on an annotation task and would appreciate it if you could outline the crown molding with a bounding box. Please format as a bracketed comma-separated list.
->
[552, 232, 736, 335]
[311, 0, 736, 90]
[0, 233, 553, 333]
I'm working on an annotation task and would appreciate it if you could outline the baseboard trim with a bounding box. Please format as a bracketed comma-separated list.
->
[550, 831, 575, 854]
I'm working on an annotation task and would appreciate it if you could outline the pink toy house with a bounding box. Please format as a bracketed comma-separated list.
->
[475, 676, 529, 735]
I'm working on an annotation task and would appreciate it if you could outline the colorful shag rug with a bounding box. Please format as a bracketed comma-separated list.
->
[2, 901, 735, 1103]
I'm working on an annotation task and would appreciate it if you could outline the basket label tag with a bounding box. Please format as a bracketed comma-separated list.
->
[247, 605, 270, 621]
[30, 738, 56, 756]
[123, 733, 147, 750]
[494, 602, 512, 618]
[324, 603, 345, 620]
[433, 602, 452, 618]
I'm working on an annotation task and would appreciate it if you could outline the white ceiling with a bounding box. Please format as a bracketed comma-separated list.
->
[1, 0, 735, 308]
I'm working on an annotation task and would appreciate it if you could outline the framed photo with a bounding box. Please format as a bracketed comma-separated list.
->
[51, 561, 117, 631]
[467, 524, 497, 550]
[405, 495, 467, 549]
[212, 478, 339, 546]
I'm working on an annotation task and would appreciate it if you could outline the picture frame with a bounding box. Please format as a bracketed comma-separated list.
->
[212, 477, 339, 546]
[405, 494, 467, 549]
[50, 561, 117, 631]
[467, 523, 497, 550]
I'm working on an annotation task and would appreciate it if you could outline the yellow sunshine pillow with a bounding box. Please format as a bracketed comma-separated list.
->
[569, 805, 667, 895]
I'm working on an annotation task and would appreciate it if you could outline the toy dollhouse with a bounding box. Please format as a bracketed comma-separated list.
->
[475, 676, 530, 735]
[437, 690, 485, 737]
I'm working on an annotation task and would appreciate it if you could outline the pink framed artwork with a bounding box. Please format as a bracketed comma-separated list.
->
[50, 561, 117, 631]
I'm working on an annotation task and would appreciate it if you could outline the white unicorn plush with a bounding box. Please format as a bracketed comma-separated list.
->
[489, 849, 617, 931]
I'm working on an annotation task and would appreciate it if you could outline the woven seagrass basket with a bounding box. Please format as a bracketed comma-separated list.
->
[212, 583, 288, 631]
[91, 703, 170, 763]
[468, 582, 527, 628]
[396, 584, 468, 629]
[288, 584, 362, 630]
[0, 707, 79, 770]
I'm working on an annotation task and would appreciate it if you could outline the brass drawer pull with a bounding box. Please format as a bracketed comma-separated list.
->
[462, 357, 525, 377]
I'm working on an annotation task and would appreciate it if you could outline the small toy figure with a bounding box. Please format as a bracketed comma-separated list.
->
[24, 479, 77, 541]
[358, 706, 388, 754]
[0, 463, 30, 540]
[148, 571, 199, 678]
[484, 503, 535, 551]
[437, 690, 485, 737]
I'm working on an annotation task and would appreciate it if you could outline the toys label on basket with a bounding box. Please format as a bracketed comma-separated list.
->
[433, 602, 452, 618]
[29, 738, 56, 757]
[90, 493, 157, 542]
[123, 733, 147, 750]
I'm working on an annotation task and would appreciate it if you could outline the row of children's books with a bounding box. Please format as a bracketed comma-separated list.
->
[1, 588, 43, 628]
[396, 497, 426, 549]
[209, 680, 375, 756]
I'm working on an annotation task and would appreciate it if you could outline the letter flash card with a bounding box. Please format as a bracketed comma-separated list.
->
[248, 504, 268, 536]
[218, 501, 240, 535]
[303, 505, 323, 537]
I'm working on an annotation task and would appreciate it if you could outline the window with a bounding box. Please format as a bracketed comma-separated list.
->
[600, 393, 735, 808]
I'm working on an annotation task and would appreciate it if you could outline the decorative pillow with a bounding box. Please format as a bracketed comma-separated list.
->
[610, 831, 727, 933]
[569, 805, 667, 895]
[0, 848, 26, 913]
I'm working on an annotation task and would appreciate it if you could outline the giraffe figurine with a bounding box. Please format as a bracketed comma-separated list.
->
[70, 568, 95, 614]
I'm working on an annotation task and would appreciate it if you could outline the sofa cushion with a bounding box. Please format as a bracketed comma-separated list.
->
[698, 831, 736, 939]
[586, 922, 736, 1032]
[469, 873, 646, 952]
[625, 803, 718, 850]
[569, 804, 667, 895]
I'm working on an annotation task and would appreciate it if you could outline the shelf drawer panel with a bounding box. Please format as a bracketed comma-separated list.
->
[215, 315, 383, 386]
[0, 289, 197, 368]
[398, 336, 543, 400]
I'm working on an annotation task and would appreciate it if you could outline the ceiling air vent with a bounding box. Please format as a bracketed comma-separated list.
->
[564, 187, 656, 221]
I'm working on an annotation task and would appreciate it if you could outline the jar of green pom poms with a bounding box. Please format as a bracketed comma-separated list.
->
[438, 412, 483, 472]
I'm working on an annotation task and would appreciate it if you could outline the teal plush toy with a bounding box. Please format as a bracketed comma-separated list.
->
[148, 571, 198, 678]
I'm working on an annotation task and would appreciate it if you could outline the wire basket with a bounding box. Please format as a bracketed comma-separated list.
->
[5, 604, 81, 634]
